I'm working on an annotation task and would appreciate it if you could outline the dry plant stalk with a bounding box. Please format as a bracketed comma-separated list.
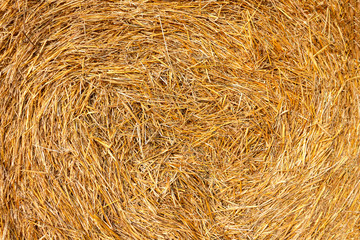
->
[1, 0, 360, 239]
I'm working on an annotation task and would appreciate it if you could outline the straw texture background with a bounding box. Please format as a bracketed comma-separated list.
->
[1, 0, 360, 239]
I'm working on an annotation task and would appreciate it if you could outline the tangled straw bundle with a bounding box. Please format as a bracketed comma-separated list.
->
[1, 0, 360, 239]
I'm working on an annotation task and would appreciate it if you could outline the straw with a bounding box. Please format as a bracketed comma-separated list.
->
[1, 0, 359, 239]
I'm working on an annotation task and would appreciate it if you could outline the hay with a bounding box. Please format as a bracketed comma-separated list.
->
[1, 0, 359, 239]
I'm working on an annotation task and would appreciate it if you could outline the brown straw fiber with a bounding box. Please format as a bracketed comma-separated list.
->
[1, 0, 360, 239]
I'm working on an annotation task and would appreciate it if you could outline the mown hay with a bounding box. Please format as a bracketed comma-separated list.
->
[1, 0, 360, 239]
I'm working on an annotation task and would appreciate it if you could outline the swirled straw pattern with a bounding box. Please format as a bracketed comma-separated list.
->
[1, 1, 359, 239]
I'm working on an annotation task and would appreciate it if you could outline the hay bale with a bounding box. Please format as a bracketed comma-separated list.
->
[1, 0, 359, 239]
